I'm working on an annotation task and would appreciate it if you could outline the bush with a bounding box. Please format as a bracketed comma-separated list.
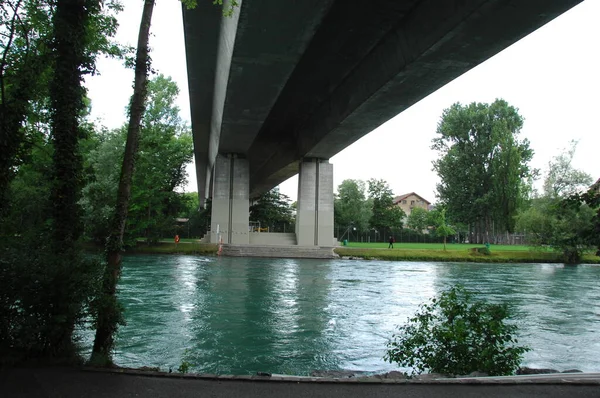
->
[0, 235, 104, 363]
[470, 246, 491, 255]
[384, 285, 529, 376]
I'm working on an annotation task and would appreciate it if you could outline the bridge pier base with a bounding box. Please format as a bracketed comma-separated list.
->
[210, 154, 249, 244]
[295, 158, 335, 246]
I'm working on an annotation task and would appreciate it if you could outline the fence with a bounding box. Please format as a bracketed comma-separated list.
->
[334, 225, 531, 245]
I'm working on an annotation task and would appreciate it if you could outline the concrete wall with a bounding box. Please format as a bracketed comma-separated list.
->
[296, 158, 334, 246]
[210, 154, 249, 244]
[249, 232, 296, 245]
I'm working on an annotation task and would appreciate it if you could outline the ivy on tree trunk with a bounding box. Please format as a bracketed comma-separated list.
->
[48, 0, 98, 354]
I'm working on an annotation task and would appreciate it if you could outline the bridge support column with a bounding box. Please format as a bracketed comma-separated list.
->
[295, 158, 334, 246]
[210, 154, 249, 244]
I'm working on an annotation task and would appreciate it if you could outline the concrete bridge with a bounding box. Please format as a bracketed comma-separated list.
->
[182, 0, 582, 246]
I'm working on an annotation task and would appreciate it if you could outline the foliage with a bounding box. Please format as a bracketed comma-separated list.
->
[385, 285, 529, 376]
[516, 143, 595, 264]
[249, 187, 294, 232]
[367, 179, 405, 231]
[334, 179, 371, 232]
[0, 235, 104, 361]
[0, 0, 123, 361]
[432, 100, 534, 240]
[177, 349, 194, 373]
[0, 0, 124, 210]
[128, 74, 193, 242]
[427, 207, 456, 250]
[80, 75, 193, 244]
[406, 207, 428, 232]
[178, 193, 211, 238]
[542, 140, 592, 198]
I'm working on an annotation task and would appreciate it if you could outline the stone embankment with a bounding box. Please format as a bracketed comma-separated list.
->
[310, 368, 584, 381]
[222, 244, 337, 259]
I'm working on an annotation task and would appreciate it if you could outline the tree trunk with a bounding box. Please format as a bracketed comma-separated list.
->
[91, 0, 155, 364]
[48, 0, 95, 355]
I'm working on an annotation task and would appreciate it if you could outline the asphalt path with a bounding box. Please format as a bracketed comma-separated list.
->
[2, 368, 599, 398]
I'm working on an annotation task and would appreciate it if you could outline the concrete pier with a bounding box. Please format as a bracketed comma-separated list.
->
[295, 158, 334, 246]
[210, 154, 249, 244]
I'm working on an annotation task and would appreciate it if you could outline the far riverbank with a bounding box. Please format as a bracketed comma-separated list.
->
[85, 241, 600, 264]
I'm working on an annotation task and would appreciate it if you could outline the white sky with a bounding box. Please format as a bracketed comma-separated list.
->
[86, 0, 600, 203]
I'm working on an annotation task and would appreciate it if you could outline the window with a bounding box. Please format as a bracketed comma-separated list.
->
[402, 200, 406, 204]
[411, 200, 415, 205]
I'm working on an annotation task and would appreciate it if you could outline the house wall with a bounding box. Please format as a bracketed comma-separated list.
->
[396, 194, 429, 216]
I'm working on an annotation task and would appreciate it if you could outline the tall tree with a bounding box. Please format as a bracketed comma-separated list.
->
[0, 0, 52, 210]
[543, 140, 592, 198]
[91, 0, 155, 364]
[516, 143, 595, 263]
[0, 0, 122, 211]
[128, 74, 193, 242]
[367, 178, 405, 232]
[432, 99, 533, 242]
[334, 179, 371, 231]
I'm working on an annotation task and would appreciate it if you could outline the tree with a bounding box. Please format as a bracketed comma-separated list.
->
[80, 76, 193, 244]
[249, 187, 294, 232]
[566, 184, 600, 257]
[542, 140, 592, 198]
[432, 99, 533, 243]
[0, 0, 122, 359]
[334, 179, 371, 233]
[406, 207, 428, 233]
[91, 0, 155, 364]
[516, 143, 595, 263]
[0, 0, 122, 211]
[367, 179, 405, 234]
[127, 74, 193, 242]
[385, 285, 529, 377]
[428, 207, 455, 250]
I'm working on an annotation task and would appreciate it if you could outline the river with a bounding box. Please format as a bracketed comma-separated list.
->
[108, 255, 600, 375]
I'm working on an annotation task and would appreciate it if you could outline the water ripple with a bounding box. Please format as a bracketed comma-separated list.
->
[101, 256, 600, 375]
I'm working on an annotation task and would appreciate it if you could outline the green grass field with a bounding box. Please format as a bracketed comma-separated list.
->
[344, 242, 535, 251]
[123, 239, 599, 264]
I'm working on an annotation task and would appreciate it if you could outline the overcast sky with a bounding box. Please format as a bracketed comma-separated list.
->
[86, 0, 600, 203]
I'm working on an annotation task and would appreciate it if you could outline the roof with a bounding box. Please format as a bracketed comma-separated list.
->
[393, 192, 431, 205]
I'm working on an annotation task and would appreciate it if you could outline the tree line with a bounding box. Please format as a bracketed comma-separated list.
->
[333, 99, 599, 263]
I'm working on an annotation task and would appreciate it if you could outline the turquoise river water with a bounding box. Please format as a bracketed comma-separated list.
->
[106, 255, 600, 375]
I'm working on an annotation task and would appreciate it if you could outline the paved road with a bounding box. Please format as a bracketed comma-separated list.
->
[2, 368, 599, 398]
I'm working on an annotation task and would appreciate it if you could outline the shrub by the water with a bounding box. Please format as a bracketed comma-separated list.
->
[0, 235, 104, 363]
[384, 285, 529, 376]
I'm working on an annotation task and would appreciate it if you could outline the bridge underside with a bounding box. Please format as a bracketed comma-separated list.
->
[183, 0, 582, 246]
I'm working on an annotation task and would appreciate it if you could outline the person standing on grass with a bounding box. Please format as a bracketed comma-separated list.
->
[388, 236, 395, 249]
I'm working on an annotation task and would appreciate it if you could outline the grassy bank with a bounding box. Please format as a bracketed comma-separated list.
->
[131, 242, 218, 255]
[334, 245, 600, 264]
[345, 242, 532, 251]
[84, 240, 600, 264]
[82, 241, 219, 255]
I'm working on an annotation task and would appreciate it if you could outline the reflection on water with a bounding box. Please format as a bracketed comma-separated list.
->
[112, 256, 600, 375]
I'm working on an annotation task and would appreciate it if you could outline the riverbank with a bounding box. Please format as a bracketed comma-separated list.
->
[334, 247, 600, 264]
[96, 241, 600, 264]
